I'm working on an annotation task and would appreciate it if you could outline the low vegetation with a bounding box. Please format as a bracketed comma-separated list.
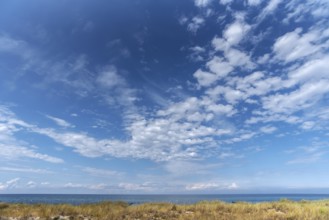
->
[0, 199, 329, 220]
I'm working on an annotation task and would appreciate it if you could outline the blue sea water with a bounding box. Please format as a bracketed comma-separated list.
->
[1, 194, 329, 205]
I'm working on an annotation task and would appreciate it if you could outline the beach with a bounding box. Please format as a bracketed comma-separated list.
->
[1, 199, 329, 220]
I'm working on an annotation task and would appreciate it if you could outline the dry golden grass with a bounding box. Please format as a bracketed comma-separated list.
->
[0, 199, 329, 219]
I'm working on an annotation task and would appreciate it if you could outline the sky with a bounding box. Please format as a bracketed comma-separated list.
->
[0, 0, 329, 194]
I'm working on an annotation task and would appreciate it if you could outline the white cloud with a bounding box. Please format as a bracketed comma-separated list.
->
[0, 178, 20, 190]
[16, 53, 94, 98]
[206, 86, 245, 104]
[301, 121, 315, 130]
[96, 66, 125, 89]
[247, 0, 262, 6]
[82, 167, 123, 177]
[207, 103, 236, 116]
[190, 46, 206, 53]
[262, 80, 329, 114]
[284, 0, 329, 23]
[27, 94, 234, 162]
[188, 46, 206, 62]
[178, 16, 188, 25]
[63, 182, 108, 190]
[27, 181, 37, 188]
[0, 35, 24, 52]
[118, 182, 153, 191]
[0, 34, 32, 60]
[194, 0, 212, 7]
[206, 71, 283, 104]
[0, 167, 51, 174]
[257, 53, 270, 64]
[0, 105, 32, 132]
[307, 108, 329, 121]
[33, 120, 207, 161]
[206, 56, 234, 78]
[225, 131, 257, 144]
[218, 152, 236, 159]
[244, 34, 329, 127]
[212, 37, 229, 51]
[223, 20, 251, 46]
[288, 56, 329, 84]
[224, 48, 254, 68]
[273, 28, 327, 63]
[260, 125, 277, 134]
[247, 58, 329, 128]
[157, 97, 199, 117]
[193, 69, 218, 87]
[258, 0, 283, 21]
[0, 94, 228, 164]
[0, 105, 64, 164]
[287, 153, 324, 164]
[33, 128, 104, 158]
[186, 182, 219, 190]
[95, 65, 140, 125]
[246, 114, 301, 125]
[311, 5, 329, 18]
[186, 182, 238, 190]
[186, 111, 214, 122]
[89, 183, 107, 190]
[164, 160, 222, 176]
[207, 19, 254, 89]
[286, 143, 327, 164]
[46, 115, 74, 128]
[64, 182, 84, 188]
[187, 16, 205, 33]
[0, 143, 64, 163]
[227, 182, 238, 189]
[219, 0, 233, 5]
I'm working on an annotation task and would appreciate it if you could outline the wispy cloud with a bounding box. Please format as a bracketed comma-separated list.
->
[0, 167, 52, 174]
[96, 65, 140, 125]
[0, 178, 20, 190]
[287, 152, 325, 164]
[0, 105, 64, 164]
[186, 182, 238, 190]
[81, 167, 124, 177]
[0, 143, 64, 163]
[46, 115, 74, 128]
[118, 182, 154, 191]
[186, 182, 219, 190]
[257, 0, 283, 22]
[0, 34, 33, 60]
[286, 142, 328, 164]
[27, 181, 37, 188]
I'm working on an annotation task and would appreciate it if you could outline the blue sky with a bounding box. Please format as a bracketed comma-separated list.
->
[0, 0, 329, 194]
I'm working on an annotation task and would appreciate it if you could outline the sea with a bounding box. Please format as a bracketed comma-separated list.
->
[1, 194, 329, 205]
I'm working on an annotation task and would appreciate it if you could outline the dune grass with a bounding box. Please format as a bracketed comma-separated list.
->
[0, 199, 329, 219]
